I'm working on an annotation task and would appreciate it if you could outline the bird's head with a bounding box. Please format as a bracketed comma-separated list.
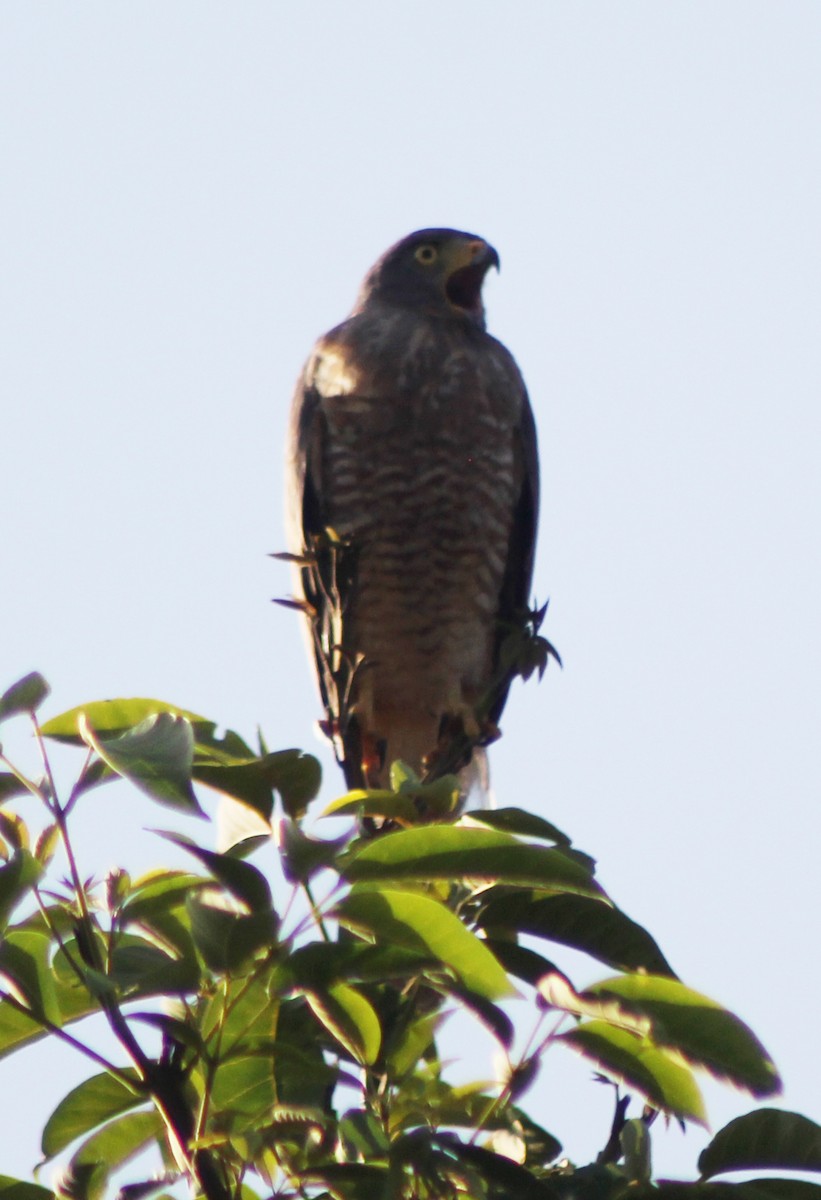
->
[357, 229, 500, 327]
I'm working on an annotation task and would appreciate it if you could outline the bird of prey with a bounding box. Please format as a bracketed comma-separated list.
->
[285, 228, 545, 794]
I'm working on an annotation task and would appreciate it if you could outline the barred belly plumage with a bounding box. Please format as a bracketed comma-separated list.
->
[323, 380, 518, 761]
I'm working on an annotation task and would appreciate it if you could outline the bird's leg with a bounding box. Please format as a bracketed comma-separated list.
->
[359, 732, 386, 788]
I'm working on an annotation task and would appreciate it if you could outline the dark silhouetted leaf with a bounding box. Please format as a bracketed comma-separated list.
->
[478, 891, 676, 976]
[193, 749, 320, 822]
[0, 673, 50, 722]
[285, 941, 433, 990]
[632, 1183, 821, 1200]
[0, 774, 29, 804]
[109, 936, 201, 995]
[158, 833, 273, 912]
[439, 979, 514, 1047]
[483, 938, 566, 990]
[442, 1138, 557, 1199]
[0, 1177, 55, 1199]
[465, 807, 572, 846]
[186, 893, 277, 973]
[699, 1109, 821, 1179]
[298, 1163, 389, 1200]
[280, 819, 347, 885]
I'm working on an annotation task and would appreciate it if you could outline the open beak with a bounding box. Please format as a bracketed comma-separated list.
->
[444, 238, 499, 315]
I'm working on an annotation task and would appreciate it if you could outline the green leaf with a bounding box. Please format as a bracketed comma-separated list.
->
[477, 891, 676, 976]
[109, 935, 201, 995]
[0, 811, 30, 853]
[34, 825, 59, 868]
[264, 996, 339, 1109]
[121, 869, 204, 917]
[634, 1183, 821, 1200]
[440, 1138, 554, 1199]
[336, 886, 514, 1001]
[280, 819, 348, 885]
[305, 981, 381, 1065]
[41, 1069, 144, 1158]
[194, 749, 320, 823]
[585, 975, 780, 1097]
[68, 1110, 163, 1200]
[342, 826, 600, 894]
[386, 1011, 442, 1078]
[736, 1185, 821, 1200]
[41, 697, 210, 744]
[285, 941, 434, 990]
[0, 774, 30, 804]
[513, 1108, 563, 1168]
[208, 1053, 277, 1127]
[622, 1116, 652, 1184]
[298, 1163, 389, 1200]
[187, 892, 277, 973]
[80, 712, 203, 816]
[0, 1178, 55, 1199]
[339, 1108, 391, 1160]
[483, 938, 566, 989]
[561, 1020, 707, 1124]
[440, 979, 513, 1047]
[699, 1110, 821, 1179]
[158, 833, 273, 912]
[0, 850, 43, 932]
[321, 788, 421, 825]
[0, 949, 98, 1060]
[465, 807, 572, 846]
[0, 930, 61, 1026]
[0, 673, 50, 722]
[119, 869, 203, 962]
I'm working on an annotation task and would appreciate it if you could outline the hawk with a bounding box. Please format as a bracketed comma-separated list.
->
[285, 228, 543, 794]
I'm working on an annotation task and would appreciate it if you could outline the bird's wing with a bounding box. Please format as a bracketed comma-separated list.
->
[487, 388, 540, 727]
[287, 361, 367, 786]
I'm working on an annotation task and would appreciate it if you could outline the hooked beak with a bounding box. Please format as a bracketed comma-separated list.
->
[444, 237, 499, 315]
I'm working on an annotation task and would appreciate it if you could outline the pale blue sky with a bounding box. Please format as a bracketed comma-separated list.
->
[2, 2, 820, 1185]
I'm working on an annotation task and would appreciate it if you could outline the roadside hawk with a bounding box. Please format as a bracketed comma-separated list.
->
[286, 228, 541, 793]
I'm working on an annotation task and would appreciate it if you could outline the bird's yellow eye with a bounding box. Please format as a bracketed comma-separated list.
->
[414, 244, 438, 265]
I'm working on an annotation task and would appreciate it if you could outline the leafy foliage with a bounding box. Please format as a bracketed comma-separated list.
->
[0, 672, 816, 1200]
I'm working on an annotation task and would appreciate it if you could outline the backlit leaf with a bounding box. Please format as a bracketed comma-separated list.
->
[342, 826, 600, 894]
[0, 851, 43, 932]
[0, 930, 61, 1026]
[585, 975, 780, 1097]
[80, 713, 202, 816]
[306, 982, 381, 1065]
[561, 1020, 707, 1124]
[41, 698, 210, 744]
[337, 886, 513, 1001]
[42, 1069, 144, 1158]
